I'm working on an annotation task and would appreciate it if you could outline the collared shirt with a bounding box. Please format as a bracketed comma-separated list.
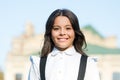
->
[28, 46, 100, 80]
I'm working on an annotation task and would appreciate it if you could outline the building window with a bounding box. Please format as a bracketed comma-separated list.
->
[112, 72, 120, 80]
[15, 73, 22, 80]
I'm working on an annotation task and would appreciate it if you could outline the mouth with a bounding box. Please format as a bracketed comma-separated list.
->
[57, 38, 68, 42]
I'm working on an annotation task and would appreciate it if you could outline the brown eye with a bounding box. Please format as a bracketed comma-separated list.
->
[66, 25, 72, 30]
[66, 27, 71, 30]
[52, 27, 59, 30]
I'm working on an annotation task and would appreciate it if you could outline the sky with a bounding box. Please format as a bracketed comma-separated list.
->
[0, 0, 120, 71]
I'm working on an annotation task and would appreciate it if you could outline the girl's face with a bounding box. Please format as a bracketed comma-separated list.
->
[51, 16, 75, 51]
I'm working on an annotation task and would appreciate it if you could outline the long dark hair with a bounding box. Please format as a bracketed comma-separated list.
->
[41, 9, 87, 57]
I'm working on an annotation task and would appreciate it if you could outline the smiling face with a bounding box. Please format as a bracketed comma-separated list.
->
[51, 16, 75, 51]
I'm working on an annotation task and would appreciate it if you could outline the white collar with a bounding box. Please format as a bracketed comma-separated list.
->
[50, 46, 77, 56]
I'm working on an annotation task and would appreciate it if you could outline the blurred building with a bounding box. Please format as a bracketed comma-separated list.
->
[4, 22, 44, 80]
[5, 23, 120, 80]
[83, 25, 120, 80]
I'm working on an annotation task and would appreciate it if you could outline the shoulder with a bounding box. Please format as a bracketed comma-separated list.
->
[29, 56, 40, 80]
[85, 56, 100, 80]
[30, 56, 40, 66]
[86, 56, 99, 69]
[87, 56, 98, 63]
[86, 56, 99, 71]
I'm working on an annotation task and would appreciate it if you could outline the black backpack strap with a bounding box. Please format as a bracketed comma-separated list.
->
[40, 56, 47, 80]
[77, 55, 88, 80]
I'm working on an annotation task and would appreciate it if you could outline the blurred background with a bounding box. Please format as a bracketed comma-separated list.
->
[0, 0, 120, 80]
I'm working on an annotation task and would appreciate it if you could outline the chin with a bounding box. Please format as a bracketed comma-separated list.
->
[56, 46, 69, 51]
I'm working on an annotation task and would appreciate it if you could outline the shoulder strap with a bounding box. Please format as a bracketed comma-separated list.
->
[40, 56, 47, 80]
[40, 55, 88, 80]
[77, 55, 88, 80]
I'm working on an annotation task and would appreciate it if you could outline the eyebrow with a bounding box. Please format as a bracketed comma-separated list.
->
[53, 24, 72, 27]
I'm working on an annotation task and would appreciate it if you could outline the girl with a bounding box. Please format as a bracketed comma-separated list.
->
[28, 9, 100, 80]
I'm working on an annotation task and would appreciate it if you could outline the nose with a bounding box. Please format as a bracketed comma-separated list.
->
[60, 28, 66, 35]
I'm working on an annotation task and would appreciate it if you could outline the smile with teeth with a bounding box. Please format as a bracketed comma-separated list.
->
[58, 38, 68, 42]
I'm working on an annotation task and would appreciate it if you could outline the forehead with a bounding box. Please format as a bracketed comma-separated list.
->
[54, 16, 71, 25]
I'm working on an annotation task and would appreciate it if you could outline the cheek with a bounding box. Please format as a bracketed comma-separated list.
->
[51, 31, 55, 38]
[51, 30, 60, 36]
[51, 31, 57, 41]
[68, 31, 75, 38]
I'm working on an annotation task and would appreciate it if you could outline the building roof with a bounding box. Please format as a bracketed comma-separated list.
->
[82, 25, 104, 38]
[86, 43, 120, 55]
